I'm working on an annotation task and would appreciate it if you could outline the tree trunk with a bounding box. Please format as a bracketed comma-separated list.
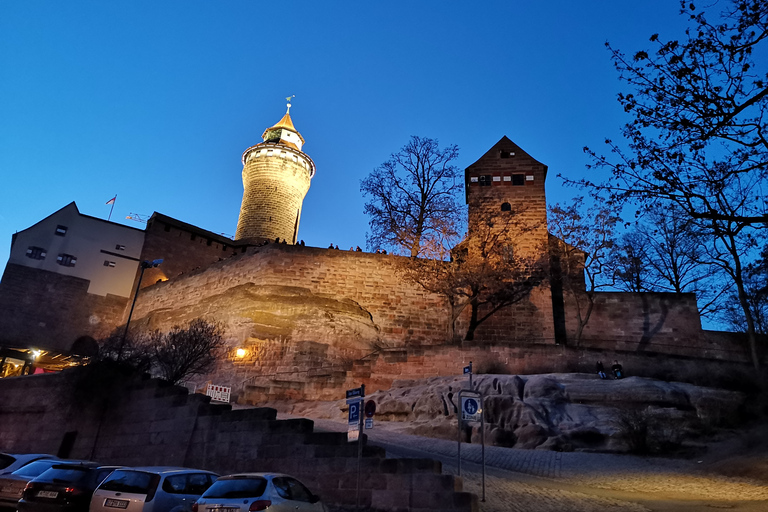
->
[464, 299, 480, 341]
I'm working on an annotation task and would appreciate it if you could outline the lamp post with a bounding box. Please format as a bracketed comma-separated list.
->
[119, 258, 163, 361]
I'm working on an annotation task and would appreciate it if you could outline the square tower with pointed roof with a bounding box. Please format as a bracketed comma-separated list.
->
[465, 136, 549, 257]
[462, 136, 555, 343]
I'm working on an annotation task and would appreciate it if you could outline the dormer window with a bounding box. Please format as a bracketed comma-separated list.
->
[57, 253, 77, 267]
[26, 246, 47, 260]
[55, 225, 68, 236]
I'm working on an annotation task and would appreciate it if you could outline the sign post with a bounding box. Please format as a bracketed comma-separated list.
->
[346, 385, 365, 509]
[457, 387, 486, 503]
[463, 361, 473, 390]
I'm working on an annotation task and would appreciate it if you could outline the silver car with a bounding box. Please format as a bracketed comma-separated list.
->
[0, 455, 58, 476]
[0, 459, 62, 510]
[90, 468, 218, 512]
[193, 473, 325, 512]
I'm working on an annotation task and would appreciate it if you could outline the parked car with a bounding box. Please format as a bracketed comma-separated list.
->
[90, 468, 218, 512]
[17, 462, 119, 512]
[0, 455, 59, 476]
[193, 473, 325, 512]
[0, 459, 63, 510]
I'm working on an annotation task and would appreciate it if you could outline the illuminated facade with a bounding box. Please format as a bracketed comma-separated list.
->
[235, 103, 316, 244]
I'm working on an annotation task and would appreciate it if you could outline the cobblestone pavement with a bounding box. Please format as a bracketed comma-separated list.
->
[292, 415, 768, 511]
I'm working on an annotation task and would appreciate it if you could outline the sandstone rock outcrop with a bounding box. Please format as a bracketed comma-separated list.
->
[134, 283, 382, 352]
[295, 373, 746, 453]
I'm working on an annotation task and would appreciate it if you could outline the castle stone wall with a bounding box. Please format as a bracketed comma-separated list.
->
[132, 244, 451, 347]
[137, 215, 242, 292]
[0, 370, 477, 512]
[0, 263, 127, 352]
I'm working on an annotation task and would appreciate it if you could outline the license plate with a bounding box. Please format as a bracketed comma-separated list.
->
[211, 508, 238, 512]
[36, 491, 58, 498]
[104, 499, 129, 509]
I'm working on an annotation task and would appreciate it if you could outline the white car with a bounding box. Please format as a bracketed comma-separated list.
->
[90, 467, 218, 512]
[193, 473, 325, 512]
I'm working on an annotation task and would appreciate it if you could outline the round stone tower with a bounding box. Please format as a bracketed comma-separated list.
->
[235, 102, 316, 244]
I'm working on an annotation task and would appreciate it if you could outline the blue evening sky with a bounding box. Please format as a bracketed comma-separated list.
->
[1, 1, 690, 263]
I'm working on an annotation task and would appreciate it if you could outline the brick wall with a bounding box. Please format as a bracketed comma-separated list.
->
[0, 370, 478, 512]
[131, 244, 453, 347]
[465, 137, 549, 259]
[138, 215, 243, 291]
[0, 263, 127, 352]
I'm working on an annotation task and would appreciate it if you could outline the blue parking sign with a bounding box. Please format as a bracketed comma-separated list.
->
[348, 401, 361, 425]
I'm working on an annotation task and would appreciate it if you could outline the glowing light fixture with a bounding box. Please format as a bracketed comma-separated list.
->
[235, 348, 247, 358]
[31, 350, 42, 359]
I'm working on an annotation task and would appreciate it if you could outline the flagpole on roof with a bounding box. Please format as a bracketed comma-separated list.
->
[106, 195, 117, 221]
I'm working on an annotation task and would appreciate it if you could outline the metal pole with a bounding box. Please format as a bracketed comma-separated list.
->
[481, 395, 486, 502]
[120, 264, 146, 362]
[356, 384, 365, 509]
[457, 397, 462, 476]
[469, 361, 473, 390]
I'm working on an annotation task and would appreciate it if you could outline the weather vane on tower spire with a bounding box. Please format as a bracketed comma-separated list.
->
[286, 95, 295, 113]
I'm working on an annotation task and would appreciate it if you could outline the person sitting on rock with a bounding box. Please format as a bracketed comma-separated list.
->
[596, 361, 607, 379]
[611, 360, 624, 379]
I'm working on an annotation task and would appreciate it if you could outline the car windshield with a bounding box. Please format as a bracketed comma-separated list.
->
[0, 454, 15, 470]
[99, 471, 158, 494]
[202, 478, 267, 499]
[12, 460, 56, 478]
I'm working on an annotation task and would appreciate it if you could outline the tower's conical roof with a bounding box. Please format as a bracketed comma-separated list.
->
[261, 101, 305, 147]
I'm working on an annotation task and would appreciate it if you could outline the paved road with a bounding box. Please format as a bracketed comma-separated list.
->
[292, 415, 768, 512]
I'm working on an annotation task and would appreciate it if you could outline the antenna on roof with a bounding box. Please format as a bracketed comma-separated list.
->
[125, 213, 150, 224]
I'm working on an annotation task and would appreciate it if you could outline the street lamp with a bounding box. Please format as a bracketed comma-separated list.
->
[119, 258, 163, 361]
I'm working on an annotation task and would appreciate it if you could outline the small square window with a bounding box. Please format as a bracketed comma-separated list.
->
[57, 254, 77, 267]
[103, 260, 116, 267]
[479, 175, 493, 187]
[512, 174, 525, 186]
[470, 177, 479, 183]
[54, 225, 68, 236]
[115, 244, 126, 251]
[503, 176, 512, 182]
[500, 150, 515, 159]
[26, 246, 47, 260]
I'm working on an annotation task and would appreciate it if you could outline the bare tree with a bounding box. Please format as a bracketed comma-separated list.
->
[611, 231, 650, 293]
[571, 1, 768, 367]
[402, 208, 547, 341]
[361, 136, 464, 257]
[548, 197, 622, 345]
[619, 208, 728, 317]
[721, 245, 768, 336]
[148, 318, 226, 385]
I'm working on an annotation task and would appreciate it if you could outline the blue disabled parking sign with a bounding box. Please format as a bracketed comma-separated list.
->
[461, 396, 481, 421]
